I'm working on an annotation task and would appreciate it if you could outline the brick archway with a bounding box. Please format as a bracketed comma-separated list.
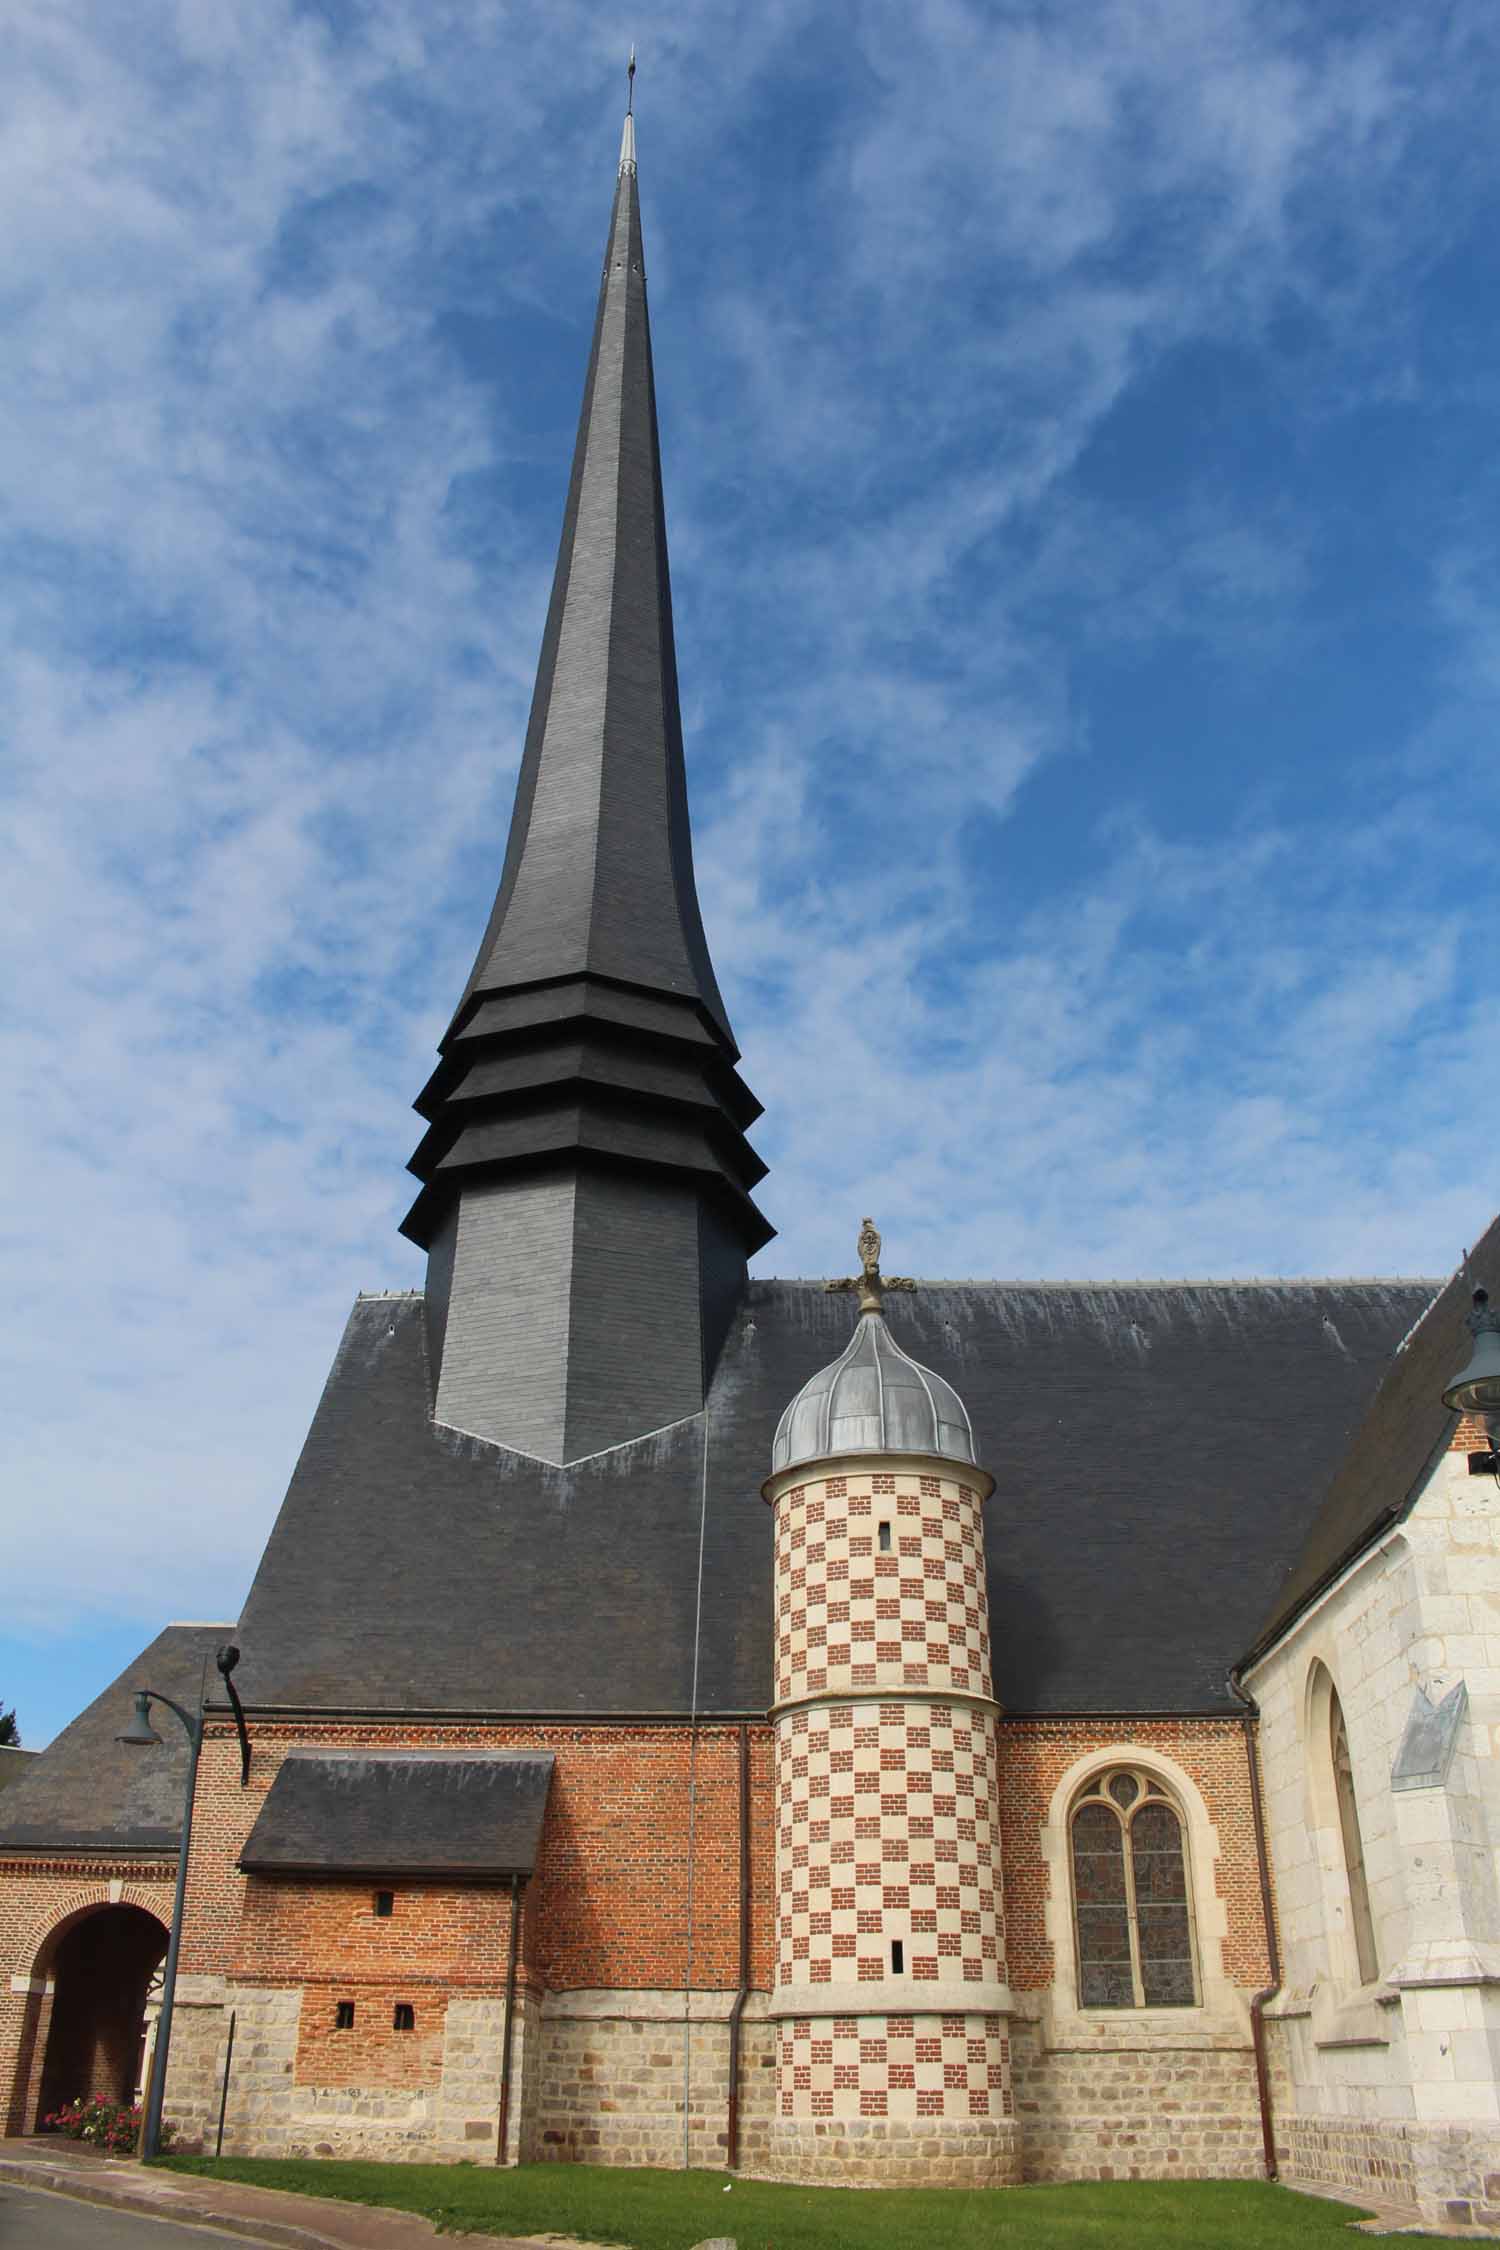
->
[6, 1897, 169, 2135]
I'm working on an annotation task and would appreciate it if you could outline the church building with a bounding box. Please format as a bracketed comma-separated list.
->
[6, 100, 1500, 2231]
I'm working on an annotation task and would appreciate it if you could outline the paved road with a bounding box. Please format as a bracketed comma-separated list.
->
[0, 2180, 275, 2248]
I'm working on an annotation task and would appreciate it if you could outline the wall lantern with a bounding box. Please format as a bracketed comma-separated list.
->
[1443, 1287, 1500, 1473]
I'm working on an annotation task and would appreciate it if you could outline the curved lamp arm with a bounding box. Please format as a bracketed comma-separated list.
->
[143, 1690, 199, 1743]
[215, 1644, 252, 1787]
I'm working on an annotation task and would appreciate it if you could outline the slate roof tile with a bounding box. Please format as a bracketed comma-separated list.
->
[0, 1624, 232, 1855]
[229, 1275, 1437, 1719]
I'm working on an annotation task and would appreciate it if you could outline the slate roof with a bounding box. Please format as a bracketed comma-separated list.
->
[1247, 1212, 1500, 1661]
[0, 1748, 40, 1794]
[448, 138, 731, 1047]
[228, 1275, 1436, 1721]
[240, 1751, 553, 1879]
[402, 121, 768, 1271]
[0, 1624, 232, 1855]
[397, 119, 768, 1468]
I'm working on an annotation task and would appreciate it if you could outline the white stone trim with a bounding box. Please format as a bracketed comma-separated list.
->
[172, 1973, 229, 2007]
[762, 1449, 995, 1507]
[1038, 1741, 1246, 2048]
[770, 1978, 1012, 2018]
[1300, 1651, 1388, 2010]
[538, 1988, 773, 2023]
[770, 1684, 1002, 1720]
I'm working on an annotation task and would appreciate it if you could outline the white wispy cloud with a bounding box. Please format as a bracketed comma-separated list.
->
[5, 0, 1500, 1734]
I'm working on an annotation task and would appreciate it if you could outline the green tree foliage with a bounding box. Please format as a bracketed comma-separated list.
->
[0, 1705, 20, 1746]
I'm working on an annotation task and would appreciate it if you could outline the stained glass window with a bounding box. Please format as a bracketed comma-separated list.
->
[1071, 1769, 1197, 2009]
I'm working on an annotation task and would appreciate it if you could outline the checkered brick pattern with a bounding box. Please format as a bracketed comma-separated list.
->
[777, 2010, 1012, 2121]
[774, 1472, 991, 1706]
[775, 1700, 1005, 1990]
[769, 1459, 1013, 2147]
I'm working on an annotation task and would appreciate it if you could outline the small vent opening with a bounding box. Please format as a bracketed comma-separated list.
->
[334, 2001, 355, 2030]
[374, 1889, 394, 1917]
[393, 2003, 415, 2033]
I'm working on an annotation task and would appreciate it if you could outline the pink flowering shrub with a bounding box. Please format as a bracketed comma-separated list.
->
[43, 2096, 176, 2155]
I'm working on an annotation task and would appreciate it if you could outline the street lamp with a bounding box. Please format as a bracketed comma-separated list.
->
[117, 1645, 250, 2160]
[1443, 1288, 1500, 1472]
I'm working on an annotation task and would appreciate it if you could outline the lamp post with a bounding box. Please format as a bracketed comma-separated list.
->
[117, 1644, 250, 2160]
[1443, 1287, 1500, 1472]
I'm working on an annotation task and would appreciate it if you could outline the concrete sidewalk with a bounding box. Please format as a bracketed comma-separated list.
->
[0, 2142, 586, 2250]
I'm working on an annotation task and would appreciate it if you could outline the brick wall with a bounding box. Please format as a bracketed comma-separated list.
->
[179, 1719, 772, 1997]
[156, 1714, 771, 2160]
[236, 1876, 515, 1990]
[0, 1858, 174, 2134]
[295, 1983, 446, 2091]
[997, 1717, 1274, 1994]
[6, 1704, 1282, 2176]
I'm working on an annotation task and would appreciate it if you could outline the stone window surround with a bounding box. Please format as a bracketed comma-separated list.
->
[1038, 1743, 1243, 2049]
[1296, 1649, 1396, 2043]
[1070, 1766, 1201, 2010]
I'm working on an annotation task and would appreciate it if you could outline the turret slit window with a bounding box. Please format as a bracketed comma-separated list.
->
[1071, 1768, 1197, 2008]
[890, 1938, 904, 1974]
[878, 1521, 892, 1553]
[1330, 1691, 1379, 1984]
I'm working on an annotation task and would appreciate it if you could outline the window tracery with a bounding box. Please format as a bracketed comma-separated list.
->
[1070, 1766, 1197, 2008]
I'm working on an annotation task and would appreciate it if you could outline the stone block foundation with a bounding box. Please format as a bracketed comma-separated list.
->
[1278, 2115, 1500, 2231]
[526, 1992, 775, 2170]
[1280, 2114, 1419, 2211]
[770, 2111, 1022, 2185]
[1009, 2019, 1264, 2181]
[163, 1977, 538, 2163]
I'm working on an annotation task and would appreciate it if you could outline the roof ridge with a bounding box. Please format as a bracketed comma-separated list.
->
[759, 1274, 1445, 1290]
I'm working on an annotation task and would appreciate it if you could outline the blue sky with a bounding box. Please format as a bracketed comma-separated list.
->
[6, 0, 1500, 1748]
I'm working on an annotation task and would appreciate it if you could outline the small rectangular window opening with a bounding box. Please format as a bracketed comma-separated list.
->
[392, 2003, 415, 2033]
[878, 1521, 892, 1552]
[374, 1889, 394, 1917]
[334, 2001, 355, 2030]
[890, 1939, 904, 1974]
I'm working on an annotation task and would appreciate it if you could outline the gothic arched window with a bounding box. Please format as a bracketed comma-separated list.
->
[1070, 1767, 1197, 2008]
[1330, 1689, 1378, 1985]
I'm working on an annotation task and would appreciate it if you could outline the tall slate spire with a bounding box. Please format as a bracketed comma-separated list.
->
[402, 98, 771, 1468]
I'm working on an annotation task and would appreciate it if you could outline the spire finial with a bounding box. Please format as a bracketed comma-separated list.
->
[619, 50, 638, 175]
[825, 1218, 918, 1315]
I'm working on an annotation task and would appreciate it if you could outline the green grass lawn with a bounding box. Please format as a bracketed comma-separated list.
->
[159, 2158, 1382, 2250]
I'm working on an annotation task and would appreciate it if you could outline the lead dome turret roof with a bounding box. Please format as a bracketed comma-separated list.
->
[771, 1309, 977, 1474]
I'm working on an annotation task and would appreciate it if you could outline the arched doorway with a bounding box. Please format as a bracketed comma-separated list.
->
[35, 1905, 168, 2126]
